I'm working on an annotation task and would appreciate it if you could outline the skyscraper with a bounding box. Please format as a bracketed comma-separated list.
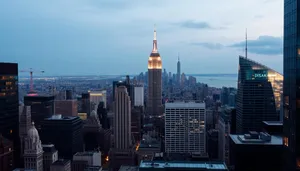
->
[283, 0, 299, 169]
[147, 27, 162, 116]
[109, 86, 135, 171]
[177, 55, 181, 84]
[114, 86, 132, 149]
[0, 62, 20, 166]
[236, 56, 283, 133]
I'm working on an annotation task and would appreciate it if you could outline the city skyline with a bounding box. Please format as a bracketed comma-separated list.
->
[0, 0, 282, 75]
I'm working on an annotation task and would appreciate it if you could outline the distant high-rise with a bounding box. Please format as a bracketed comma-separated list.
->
[177, 55, 181, 84]
[24, 95, 55, 131]
[109, 86, 135, 171]
[147, 26, 162, 116]
[236, 56, 283, 133]
[114, 86, 132, 149]
[165, 102, 206, 154]
[283, 0, 300, 170]
[0, 62, 20, 166]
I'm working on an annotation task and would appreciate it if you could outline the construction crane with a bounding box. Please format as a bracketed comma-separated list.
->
[20, 68, 45, 93]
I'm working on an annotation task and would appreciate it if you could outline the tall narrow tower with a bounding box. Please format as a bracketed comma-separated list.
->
[147, 26, 162, 116]
[177, 53, 181, 84]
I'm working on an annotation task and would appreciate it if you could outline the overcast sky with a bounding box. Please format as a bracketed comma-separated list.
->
[0, 0, 283, 75]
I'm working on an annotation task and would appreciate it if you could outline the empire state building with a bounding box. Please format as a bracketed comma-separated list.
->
[147, 27, 162, 116]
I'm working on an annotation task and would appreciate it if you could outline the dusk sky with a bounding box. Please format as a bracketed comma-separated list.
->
[0, 0, 283, 76]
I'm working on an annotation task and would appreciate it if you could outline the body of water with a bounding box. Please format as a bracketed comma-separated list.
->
[190, 74, 238, 88]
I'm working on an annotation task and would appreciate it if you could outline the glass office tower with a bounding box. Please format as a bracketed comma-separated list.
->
[283, 0, 300, 170]
[236, 56, 283, 134]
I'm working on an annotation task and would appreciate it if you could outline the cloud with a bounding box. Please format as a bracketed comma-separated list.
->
[191, 42, 223, 50]
[229, 36, 283, 55]
[176, 20, 225, 30]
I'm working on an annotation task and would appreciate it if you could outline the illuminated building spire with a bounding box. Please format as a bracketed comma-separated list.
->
[152, 24, 158, 53]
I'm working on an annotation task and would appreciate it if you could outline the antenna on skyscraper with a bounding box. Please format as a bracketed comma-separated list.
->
[178, 52, 180, 61]
[245, 28, 248, 59]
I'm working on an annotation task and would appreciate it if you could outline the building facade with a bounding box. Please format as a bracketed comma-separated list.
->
[24, 95, 55, 131]
[24, 122, 43, 171]
[54, 100, 77, 116]
[0, 136, 14, 171]
[89, 90, 107, 111]
[114, 86, 132, 149]
[283, 0, 300, 170]
[42, 144, 58, 171]
[147, 27, 163, 116]
[0, 63, 20, 166]
[19, 105, 31, 163]
[236, 56, 283, 133]
[40, 115, 83, 160]
[165, 102, 206, 154]
[134, 86, 144, 107]
[109, 86, 135, 171]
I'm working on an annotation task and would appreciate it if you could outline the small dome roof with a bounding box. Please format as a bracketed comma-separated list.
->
[27, 122, 40, 139]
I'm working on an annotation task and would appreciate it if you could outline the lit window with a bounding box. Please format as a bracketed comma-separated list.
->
[297, 158, 300, 168]
[298, 49, 300, 57]
[10, 130, 12, 134]
[283, 137, 288, 147]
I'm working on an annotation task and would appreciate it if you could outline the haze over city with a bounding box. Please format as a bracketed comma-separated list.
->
[0, 0, 283, 76]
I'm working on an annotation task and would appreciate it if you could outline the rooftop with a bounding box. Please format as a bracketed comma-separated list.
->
[139, 161, 227, 170]
[45, 115, 78, 121]
[84, 166, 102, 171]
[74, 151, 100, 157]
[52, 159, 70, 166]
[165, 102, 205, 108]
[263, 121, 283, 126]
[230, 134, 282, 145]
[119, 166, 138, 171]
[42, 144, 57, 153]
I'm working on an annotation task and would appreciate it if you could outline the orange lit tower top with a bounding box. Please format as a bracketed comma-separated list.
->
[148, 25, 162, 69]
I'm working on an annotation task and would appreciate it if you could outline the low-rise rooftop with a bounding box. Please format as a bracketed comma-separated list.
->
[139, 161, 227, 171]
[230, 132, 282, 145]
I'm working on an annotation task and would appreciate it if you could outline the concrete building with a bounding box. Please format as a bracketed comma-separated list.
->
[134, 86, 144, 107]
[89, 90, 107, 111]
[165, 102, 206, 154]
[50, 159, 71, 171]
[54, 100, 77, 116]
[147, 27, 163, 116]
[42, 144, 58, 171]
[229, 132, 283, 171]
[24, 122, 43, 171]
